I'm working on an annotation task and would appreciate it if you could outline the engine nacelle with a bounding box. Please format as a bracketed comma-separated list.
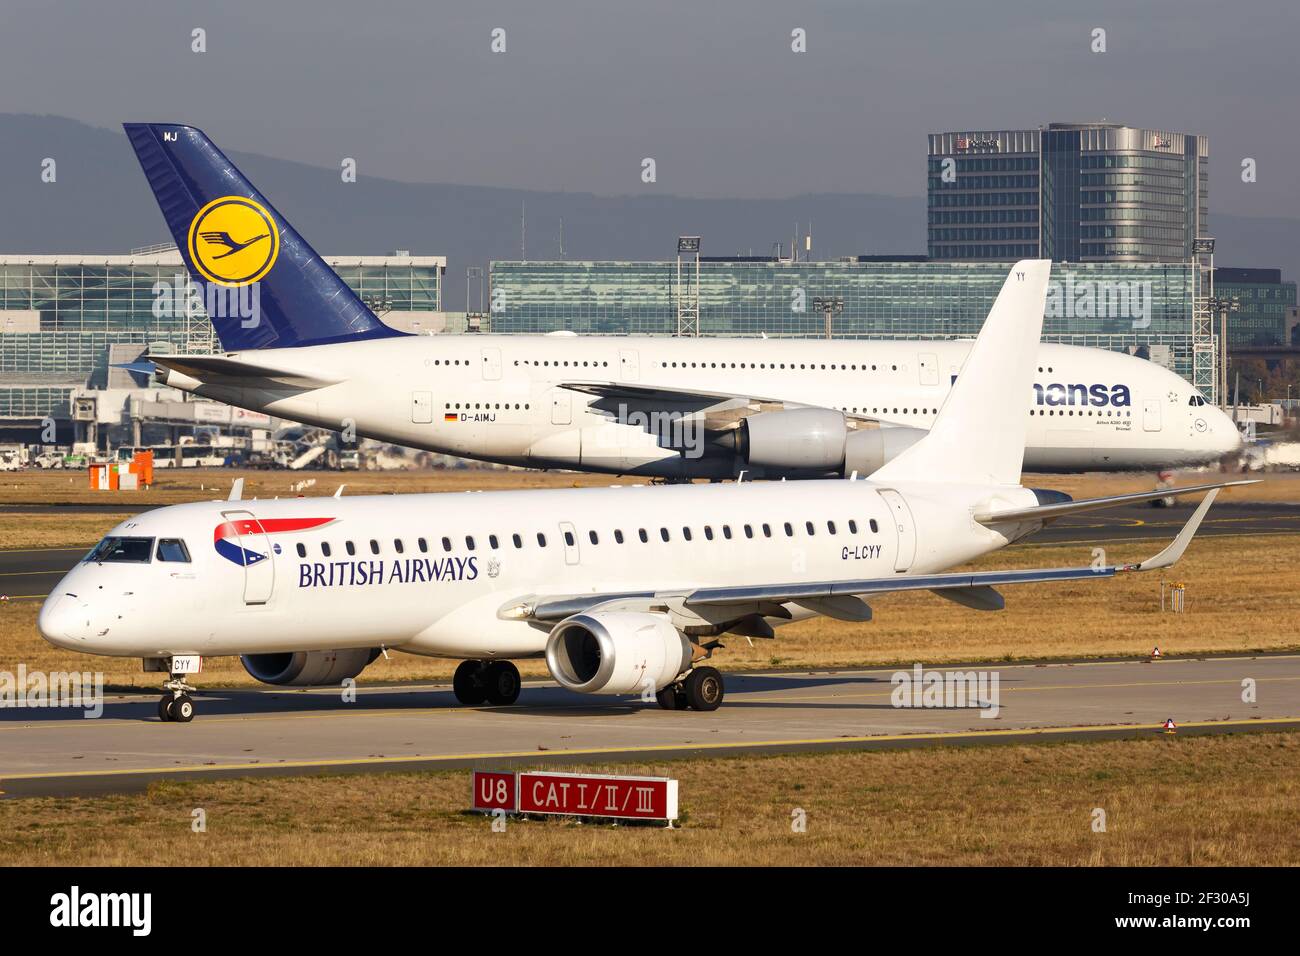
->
[545, 611, 692, 696]
[241, 648, 382, 686]
[737, 408, 848, 471]
[843, 426, 926, 476]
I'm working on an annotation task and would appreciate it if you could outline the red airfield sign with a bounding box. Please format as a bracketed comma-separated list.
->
[472, 770, 679, 821]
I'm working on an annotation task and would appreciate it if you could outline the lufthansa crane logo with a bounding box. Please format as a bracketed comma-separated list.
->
[187, 196, 280, 286]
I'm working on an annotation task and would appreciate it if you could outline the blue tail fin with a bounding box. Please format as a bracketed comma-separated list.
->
[124, 123, 405, 351]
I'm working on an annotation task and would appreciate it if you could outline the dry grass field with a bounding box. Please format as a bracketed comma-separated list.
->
[2, 732, 1296, 866]
[0, 464, 1294, 510]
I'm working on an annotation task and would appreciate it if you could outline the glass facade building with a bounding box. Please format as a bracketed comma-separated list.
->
[928, 124, 1208, 263]
[1213, 268, 1298, 348]
[489, 258, 1199, 382]
[0, 250, 444, 419]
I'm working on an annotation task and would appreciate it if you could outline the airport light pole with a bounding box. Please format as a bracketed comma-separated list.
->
[1207, 295, 1241, 410]
[812, 295, 843, 340]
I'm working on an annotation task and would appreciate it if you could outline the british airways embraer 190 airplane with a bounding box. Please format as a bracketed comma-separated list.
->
[120, 124, 1240, 479]
[40, 260, 1249, 721]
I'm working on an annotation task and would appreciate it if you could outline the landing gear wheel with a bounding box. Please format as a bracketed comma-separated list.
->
[483, 661, 522, 706]
[684, 667, 724, 712]
[453, 660, 489, 706]
[655, 685, 688, 710]
[158, 694, 174, 722]
[170, 693, 195, 723]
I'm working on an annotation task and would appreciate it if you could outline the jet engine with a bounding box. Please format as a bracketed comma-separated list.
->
[545, 612, 692, 696]
[730, 408, 926, 475]
[240, 648, 382, 686]
[842, 425, 926, 475]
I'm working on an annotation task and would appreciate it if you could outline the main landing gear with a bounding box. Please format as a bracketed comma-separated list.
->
[452, 659, 522, 707]
[655, 666, 724, 712]
[157, 674, 196, 723]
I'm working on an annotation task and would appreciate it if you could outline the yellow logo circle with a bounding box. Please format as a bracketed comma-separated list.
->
[187, 196, 280, 286]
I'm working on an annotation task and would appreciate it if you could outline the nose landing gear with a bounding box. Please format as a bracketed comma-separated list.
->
[452, 660, 522, 706]
[157, 674, 196, 723]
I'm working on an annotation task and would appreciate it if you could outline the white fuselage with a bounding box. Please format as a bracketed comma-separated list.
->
[39, 478, 1039, 662]
[167, 335, 1241, 476]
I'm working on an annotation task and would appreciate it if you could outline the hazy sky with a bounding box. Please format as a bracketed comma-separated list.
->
[3, 0, 1298, 216]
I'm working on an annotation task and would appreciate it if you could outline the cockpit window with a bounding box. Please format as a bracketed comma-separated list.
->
[85, 536, 154, 563]
[1188, 394, 1207, 406]
[156, 539, 191, 563]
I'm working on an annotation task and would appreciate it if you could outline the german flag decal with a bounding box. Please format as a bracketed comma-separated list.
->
[444, 413, 458, 422]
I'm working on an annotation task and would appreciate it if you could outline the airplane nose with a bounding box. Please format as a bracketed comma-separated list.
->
[37, 593, 89, 649]
[1210, 407, 1244, 455]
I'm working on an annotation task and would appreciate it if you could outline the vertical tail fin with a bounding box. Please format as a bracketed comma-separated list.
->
[123, 123, 404, 351]
[872, 260, 1052, 486]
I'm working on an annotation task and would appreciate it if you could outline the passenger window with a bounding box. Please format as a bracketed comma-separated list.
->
[512, 533, 523, 549]
[156, 539, 191, 563]
[805, 521, 815, 536]
[370, 540, 380, 555]
[722, 525, 732, 539]
[614, 529, 624, 544]
[394, 539, 404, 554]
[466, 536, 476, 551]
[744, 524, 754, 539]
[682, 527, 692, 541]
[296, 543, 306, 558]
[588, 530, 599, 545]
[762, 523, 772, 538]
[638, 529, 649, 543]
[418, 537, 428, 553]
[660, 528, 671, 542]
[784, 522, 794, 537]
[870, 519, 879, 533]
[489, 534, 499, 549]
[442, 537, 452, 552]
[346, 541, 356, 556]
[322, 542, 332, 558]
[848, 520, 858, 534]
[704, 526, 714, 541]
[827, 521, 837, 535]
[537, 533, 547, 547]
[564, 531, 575, 547]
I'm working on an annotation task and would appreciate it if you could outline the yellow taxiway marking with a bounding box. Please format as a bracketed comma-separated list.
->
[3, 716, 1299, 782]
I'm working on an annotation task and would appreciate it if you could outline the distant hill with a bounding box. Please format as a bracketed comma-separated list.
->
[1, 114, 1295, 308]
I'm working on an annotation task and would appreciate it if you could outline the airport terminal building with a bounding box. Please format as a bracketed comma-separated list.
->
[488, 257, 1207, 389]
[0, 249, 446, 439]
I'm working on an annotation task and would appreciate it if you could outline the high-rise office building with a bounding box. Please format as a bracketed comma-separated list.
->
[928, 123, 1208, 263]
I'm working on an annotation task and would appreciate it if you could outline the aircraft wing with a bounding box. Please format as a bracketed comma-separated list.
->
[149, 354, 340, 389]
[973, 479, 1255, 524]
[507, 489, 1220, 627]
[560, 380, 886, 426]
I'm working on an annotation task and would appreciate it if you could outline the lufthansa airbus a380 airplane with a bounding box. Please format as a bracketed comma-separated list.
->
[120, 123, 1240, 479]
[41, 260, 1250, 721]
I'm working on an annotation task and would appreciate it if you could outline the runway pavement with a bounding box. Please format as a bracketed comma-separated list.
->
[2, 500, 1297, 602]
[1, 654, 1297, 797]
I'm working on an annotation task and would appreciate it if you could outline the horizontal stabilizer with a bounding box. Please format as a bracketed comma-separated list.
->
[151, 353, 339, 389]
